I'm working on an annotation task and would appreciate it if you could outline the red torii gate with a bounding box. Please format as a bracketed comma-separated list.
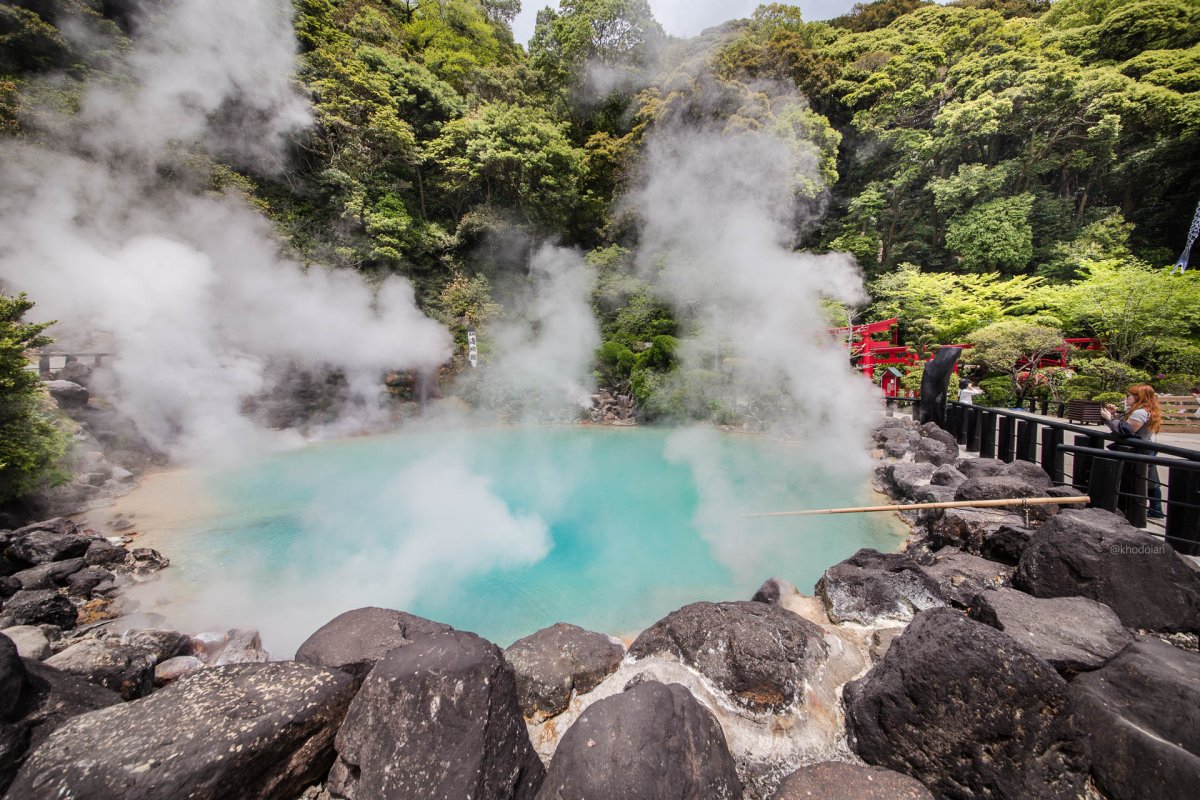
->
[828, 319, 1103, 396]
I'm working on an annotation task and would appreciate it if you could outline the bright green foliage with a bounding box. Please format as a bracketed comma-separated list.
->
[0, 294, 68, 504]
[426, 102, 586, 227]
[944, 194, 1035, 272]
[866, 263, 1045, 345]
[1037, 258, 1200, 364]
[967, 318, 1066, 401]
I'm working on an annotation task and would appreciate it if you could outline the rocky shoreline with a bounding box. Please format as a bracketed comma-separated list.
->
[2, 413, 1199, 799]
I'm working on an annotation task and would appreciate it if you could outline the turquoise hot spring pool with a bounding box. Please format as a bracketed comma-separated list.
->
[119, 425, 905, 656]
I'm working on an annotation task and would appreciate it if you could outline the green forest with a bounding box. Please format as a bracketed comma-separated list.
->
[3, 0, 1200, 430]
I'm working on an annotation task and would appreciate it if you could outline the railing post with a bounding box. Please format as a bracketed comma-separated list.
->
[1120, 459, 1148, 528]
[1088, 457, 1123, 512]
[956, 405, 969, 445]
[1016, 420, 1038, 463]
[979, 410, 996, 459]
[1071, 435, 1093, 487]
[967, 407, 981, 452]
[950, 404, 965, 442]
[1165, 467, 1200, 556]
[998, 415, 1015, 462]
[1041, 427, 1064, 484]
[38, 353, 51, 377]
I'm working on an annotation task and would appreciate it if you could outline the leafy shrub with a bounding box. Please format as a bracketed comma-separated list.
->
[595, 340, 635, 385]
[1094, 391, 1126, 406]
[978, 376, 1016, 407]
[1072, 356, 1151, 393]
[1059, 376, 1101, 400]
[1151, 373, 1200, 395]
[1, 294, 69, 504]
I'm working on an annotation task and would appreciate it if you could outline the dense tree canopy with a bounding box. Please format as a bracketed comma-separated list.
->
[2, 0, 1198, 438]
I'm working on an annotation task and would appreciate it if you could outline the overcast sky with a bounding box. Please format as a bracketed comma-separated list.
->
[509, 1, 871, 45]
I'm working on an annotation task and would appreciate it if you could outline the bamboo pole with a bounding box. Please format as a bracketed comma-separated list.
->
[746, 495, 1090, 518]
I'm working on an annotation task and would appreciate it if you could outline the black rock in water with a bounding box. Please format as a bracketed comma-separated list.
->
[535, 680, 742, 800]
[844, 608, 1087, 799]
[772, 761, 932, 799]
[968, 588, 1132, 673]
[815, 549, 945, 626]
[629, 600, 827, 712]
[327, 630, 544, 800]
[1068, 639, 1200, 800]
[1014, 508, 1200, 632]
[295, 606, 452, 681]
[504, 623, 624, 718]
[8, 662, 355, 800]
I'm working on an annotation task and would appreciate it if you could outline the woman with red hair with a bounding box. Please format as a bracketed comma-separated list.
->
[1100, 384, 1164, 518]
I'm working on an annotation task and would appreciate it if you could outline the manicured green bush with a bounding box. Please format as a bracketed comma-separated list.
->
[978, 376, 1016, 407]
[1093, 391, 1126, 406]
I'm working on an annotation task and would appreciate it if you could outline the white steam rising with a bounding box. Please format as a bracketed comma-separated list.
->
[484, 243, 601, 412]
[0, 0, 450, 460]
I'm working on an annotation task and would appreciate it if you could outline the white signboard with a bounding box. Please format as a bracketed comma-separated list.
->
[467, 326, 478, 368]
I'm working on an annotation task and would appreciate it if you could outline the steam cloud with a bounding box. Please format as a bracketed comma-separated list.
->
[0, 0, 451, 461]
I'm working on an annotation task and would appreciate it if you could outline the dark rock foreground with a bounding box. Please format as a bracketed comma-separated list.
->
[844, 608, 1087, 800]
[629, 600, 827, 713]
[327, 630, 544, 800]
[294, 606, 452, 682]
[504, 622, 625, 718]
[7, 662, 355, 800]
[536, 680, 742, 800]
[771, 761, 933, 799]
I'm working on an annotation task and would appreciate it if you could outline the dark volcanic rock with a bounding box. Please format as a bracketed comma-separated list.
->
[844, 608, 1087, 800]
[1068, 639, 1200, 800]
[815, 550, 945, 626]
[876, 463, 936, 501]
[1, 657, 121, 793]
[979, 524, 1035, 566]
[921, 552, 1012, 607]
[0, 590, 77, 629]
[954, 477, 1056, 521]
[121, 547, 169, 577]
[968, 588, 1132, 673]
[1, 634, 22, 719]
[911, 437, 958, 466]
[8, 661, 355, 800]
[295, 606, 451, 681]
[212, 628, 270, 665]
[910, 484, 957, 504]
[751, 576, 800, 606]
[772, 761, 933, 799]
[995, 459, 1054, 488]
[536, 680, 742, 800]
[628, 601, 827, 712]
[328, 630, 544, 800]
[117, 628, 191, 664]
[956, 458, 1006, 480]
[10, 558, 85, 590]
[1014, 509, 1200, 632]
[65, 566, 115, 598]
[5, 526, 91, 566]
[45, 380, 88, 408]
[43, 639, 156, 700]
[83, 540, 127, 567]
[504, 623, 624, 718]
[930, 507, 1028, 554]
[930, 464, 967, 488]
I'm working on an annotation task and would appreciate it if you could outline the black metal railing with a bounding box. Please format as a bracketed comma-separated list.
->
[943, 401, 1200, 556]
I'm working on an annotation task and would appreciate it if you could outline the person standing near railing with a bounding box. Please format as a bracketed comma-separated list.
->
[1101, 384, 1165, 518]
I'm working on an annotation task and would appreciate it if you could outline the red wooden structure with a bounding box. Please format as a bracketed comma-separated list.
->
[828, 319, 1103, 395]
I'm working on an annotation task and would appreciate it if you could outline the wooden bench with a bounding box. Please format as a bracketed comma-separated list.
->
[1066, 399, 1104, 425]
[1158, 395, 1200, 433]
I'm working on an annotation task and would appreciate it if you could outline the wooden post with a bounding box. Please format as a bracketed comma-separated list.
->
[979, 410, 996, 459]
[1089, 457, 1122, 513]
[998, 416, 1015, 462]
[1041, 427, 1064, 484]
[1166, 467, 1200, 556]
[966, 407, 980, 452]
[1016, 420, 1037, 463]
